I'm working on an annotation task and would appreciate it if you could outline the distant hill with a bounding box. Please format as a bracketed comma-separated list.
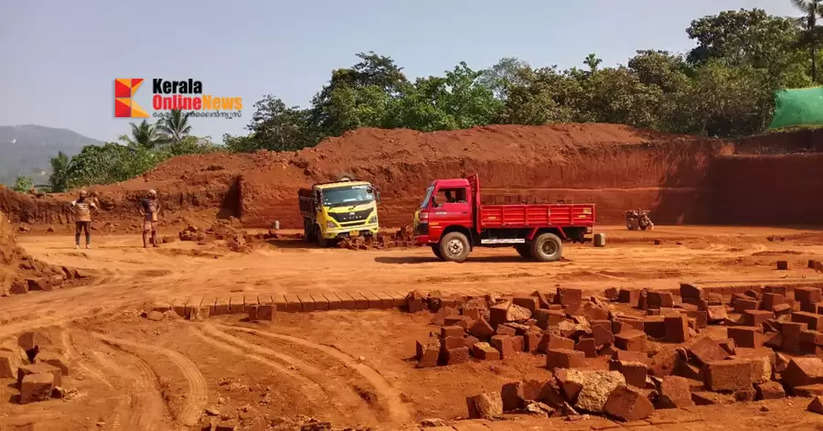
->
[0, 125, 102, 186]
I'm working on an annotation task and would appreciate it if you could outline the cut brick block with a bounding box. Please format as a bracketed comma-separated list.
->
[647, 291, 674, 309]
[727, 326, 763, 348]
[469, 318, 495, 339]
[809, 396, 823, 415]
[614, 350, 646, 363]
[796, 287, 822, 307]
[575, 337, 597, 358]
[442, 346, 470, 365]
[0, 349, 21, 378]
[20, 373, 54, 404]
[614, 330, 646, 352]
[643, 316, 666, 339]
[783, 357, 823, 388]
[733, 296, 758, 313]
[664, 315, 689, 343]
[35, 351, 68, 376]
[443, 315, 472, 329]
[546, 348, 585, 370]
[680, 283, 704, 303]
[704, 359, 754, 391]
[466, 392, 503, 419]
[792, 311, 823, 330]
[741, 309, 773, 327]
[441, 326, 464, 338]
[756, 381, 786, 400]
[17, 363, 61, 387]
[310, 293, 330, 311]
[495, 325, 516, 336]
[688, 337, 728, 365]
[534, 308, 565, 329]
[471, 342, 500, 360]
[415, 338, 439, 368]
[512, 296, 538, 312]
[657, 375, 695, 408]
[281, 294, 301, 312]
[706, 305, 728, 323]
[618, 289, 640, 307]
[611, 360, 647, 388]
[490, 335, 515, 359]
[523, 331, 541, 353]
[761, 293, 785, 311]
[537, 333, 574, 353]
[557, 288, 583, 308]
[782, 321, 805, 354]
[511, 335, 525, 352]
[604, 385, 654, 421]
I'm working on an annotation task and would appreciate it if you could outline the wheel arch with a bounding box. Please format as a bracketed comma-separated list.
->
[441, 225, 475, 247]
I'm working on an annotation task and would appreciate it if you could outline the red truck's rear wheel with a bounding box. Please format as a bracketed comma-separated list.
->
[439, 232, 470, 262]
[531, 233, 563, 262]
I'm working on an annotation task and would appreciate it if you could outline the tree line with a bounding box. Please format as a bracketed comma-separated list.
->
[227, 7, 823, 152]
[15, 5, 822, 193]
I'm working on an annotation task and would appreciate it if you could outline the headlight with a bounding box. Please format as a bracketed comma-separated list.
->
[368, 215, 378, 224]
[326, 220, 336, 228]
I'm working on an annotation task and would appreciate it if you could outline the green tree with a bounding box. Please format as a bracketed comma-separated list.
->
[119, 120, 162, 149]
[478, 57, 530, 99]
[157, 109, 192, 145]
[12, 176, 33, 193]
[792, 0, 823, 82]
[241, 95, 317, 151]
[309, 52, 408, 137]
[584, 54, 603, 74]
[497, 66, 584, 124]
[387, 62, 502, 131]
[48, 151, 70, 192]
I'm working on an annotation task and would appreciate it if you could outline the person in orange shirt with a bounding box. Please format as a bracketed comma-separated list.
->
[70, 190, 97, 249]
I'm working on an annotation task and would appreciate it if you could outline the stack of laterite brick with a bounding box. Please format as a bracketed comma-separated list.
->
[0, 331, 70, 404]
[416, 281, 823, 421]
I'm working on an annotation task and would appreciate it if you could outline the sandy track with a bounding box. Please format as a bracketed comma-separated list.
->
[222, 323, 413, 424]
[93, 333, 208, 429]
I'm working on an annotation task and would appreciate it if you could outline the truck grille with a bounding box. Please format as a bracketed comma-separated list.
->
[330, 209, 372, 223]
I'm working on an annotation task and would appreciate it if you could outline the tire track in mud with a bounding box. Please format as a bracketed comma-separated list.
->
[194, 323, 389, 423]
[191, 324, 334, 407]
[93, 333, 208, 429]
[218, 323, 412, 424]
[76, 330, 170, 431]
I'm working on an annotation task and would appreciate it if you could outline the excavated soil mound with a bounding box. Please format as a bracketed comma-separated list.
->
[0, 123, 752, 228]
[0, 210, 79, 295]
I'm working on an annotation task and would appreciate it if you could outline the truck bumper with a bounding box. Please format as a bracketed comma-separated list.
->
[414, 234, 435, 246]
[322, 223, 379, 240]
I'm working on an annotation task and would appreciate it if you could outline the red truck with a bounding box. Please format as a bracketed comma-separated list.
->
[413, 174, 595, 262]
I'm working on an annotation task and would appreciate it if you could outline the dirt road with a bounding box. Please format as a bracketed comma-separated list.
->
[2, 225, 823, 430]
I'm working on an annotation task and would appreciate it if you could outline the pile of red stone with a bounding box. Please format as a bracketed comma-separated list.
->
[337, 225, 416, 250]
[1, 210, 88, 297]
[0, 331, 71, 404]
[410, 282, 823, 421]
[178, 219, 252, 253]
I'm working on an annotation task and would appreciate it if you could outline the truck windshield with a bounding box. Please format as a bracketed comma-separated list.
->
[322, 185, 374, 207]
[420, 186, 434, 208]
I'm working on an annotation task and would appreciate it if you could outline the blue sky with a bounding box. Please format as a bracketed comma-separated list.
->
[0, 1, 799, 143]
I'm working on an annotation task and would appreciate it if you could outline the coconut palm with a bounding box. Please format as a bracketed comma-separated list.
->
[157, 109, 192, 145]
[119, 120, 162, 149]
[792, 0, 823, 82]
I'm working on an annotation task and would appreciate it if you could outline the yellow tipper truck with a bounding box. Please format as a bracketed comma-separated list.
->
[298, 179, 380, 246]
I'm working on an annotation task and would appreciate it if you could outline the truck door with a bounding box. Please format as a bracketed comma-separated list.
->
[428, 186, 472, 239]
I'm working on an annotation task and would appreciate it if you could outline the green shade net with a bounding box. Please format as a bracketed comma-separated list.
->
[769, 87, 823, 129]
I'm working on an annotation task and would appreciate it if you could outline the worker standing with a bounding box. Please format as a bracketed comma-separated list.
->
[71, 190, 96, 249]
[139, 189, 161, 248]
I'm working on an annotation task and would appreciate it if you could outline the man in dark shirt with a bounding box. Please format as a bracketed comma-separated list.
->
[139, 189, 160, 248]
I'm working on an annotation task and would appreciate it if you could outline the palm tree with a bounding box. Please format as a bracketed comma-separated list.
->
[119, 120, 162, 149]
[157, 109, 192, 145]
[792, 0, 823, 82]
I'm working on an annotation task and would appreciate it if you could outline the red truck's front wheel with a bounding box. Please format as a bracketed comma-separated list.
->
[439, 232, 470, 262]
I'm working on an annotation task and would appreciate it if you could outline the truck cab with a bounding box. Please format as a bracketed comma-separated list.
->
[414, 177, 474, 247]
[299, 180, 380, 246]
